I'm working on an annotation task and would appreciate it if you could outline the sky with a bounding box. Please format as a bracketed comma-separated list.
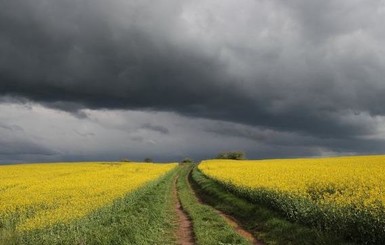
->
[1, 0, 385, 163]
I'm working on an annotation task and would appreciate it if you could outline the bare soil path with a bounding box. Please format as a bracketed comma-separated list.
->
[186, 170, 264, 245]
[212, 209, 263, 245]
[173, 176, 195, 245]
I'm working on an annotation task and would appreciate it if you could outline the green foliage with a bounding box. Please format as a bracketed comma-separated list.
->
[207, 174, 384, 244]
[143, 157, 153, 163]
[180, 157, 194, 164]
[177, 164, 249, 245]
[216, 151, 246, 160]
[192, 168, 353, 245]
[3, 170, 178, 245]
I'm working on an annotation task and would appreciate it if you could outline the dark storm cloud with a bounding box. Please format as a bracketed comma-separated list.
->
[1, 0, 385, 145]
[206, 121, 384, 154]
[204, 120, 385, 160]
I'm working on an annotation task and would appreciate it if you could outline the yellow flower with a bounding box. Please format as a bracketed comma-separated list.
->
[199, 155, 385, 212]
[0, 162, 176, 231]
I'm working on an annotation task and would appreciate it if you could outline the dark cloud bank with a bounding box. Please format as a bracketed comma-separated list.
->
[1, 0, 385, 162]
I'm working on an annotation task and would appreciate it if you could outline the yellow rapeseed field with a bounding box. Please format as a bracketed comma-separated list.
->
[199, 156, 385, 243]
[199, 155, 385, 211]
[0, 162, 176, 231]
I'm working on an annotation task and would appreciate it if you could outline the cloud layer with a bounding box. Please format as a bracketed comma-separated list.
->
[1, 0, 385, 161]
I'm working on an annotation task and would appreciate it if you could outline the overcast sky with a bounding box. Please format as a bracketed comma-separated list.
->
[1, 0, 385, 163]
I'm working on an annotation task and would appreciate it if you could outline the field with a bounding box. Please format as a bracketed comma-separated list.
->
[0, 162, 177, 243]
[1, 156, 384, 244]
[198, 156, 385, 244]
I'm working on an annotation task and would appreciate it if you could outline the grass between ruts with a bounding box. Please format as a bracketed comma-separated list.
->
[1, 168, 179, 245]
[191, 167, 356, 245]
[177, 163, 250, 245]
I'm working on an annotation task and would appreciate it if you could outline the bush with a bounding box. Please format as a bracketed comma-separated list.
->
[144, 158, 153, 163]
[180, 157, 194, 164]
[216, 151, 246, 160]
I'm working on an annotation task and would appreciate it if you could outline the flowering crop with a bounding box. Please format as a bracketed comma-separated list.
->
[199, 156, 385, 243]
[0, 162, 176, 231]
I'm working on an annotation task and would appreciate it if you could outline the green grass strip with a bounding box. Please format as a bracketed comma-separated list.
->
[2, 168, 178, 245]
[177, 164, 250, 245]
[191, 167, 355, 245]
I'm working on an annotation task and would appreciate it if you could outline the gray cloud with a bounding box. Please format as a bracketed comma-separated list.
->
[0, 122, 23, 132]
[0, 103, 384, 163]
[1, 0, 385, 161]
[0, 140, 56, 156]
[141, 123, 170, 135]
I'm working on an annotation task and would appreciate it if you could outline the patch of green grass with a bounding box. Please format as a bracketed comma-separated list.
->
[191, 168, 355, 245]
[1, 169, 179, 245]
[177, 164, 249, 245]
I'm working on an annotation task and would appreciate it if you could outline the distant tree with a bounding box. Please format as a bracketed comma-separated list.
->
[180, 157, 194, 164]
[121, 158, 131, 162]
[144, 158, 153, 163]
[216, 151, 246, 160]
